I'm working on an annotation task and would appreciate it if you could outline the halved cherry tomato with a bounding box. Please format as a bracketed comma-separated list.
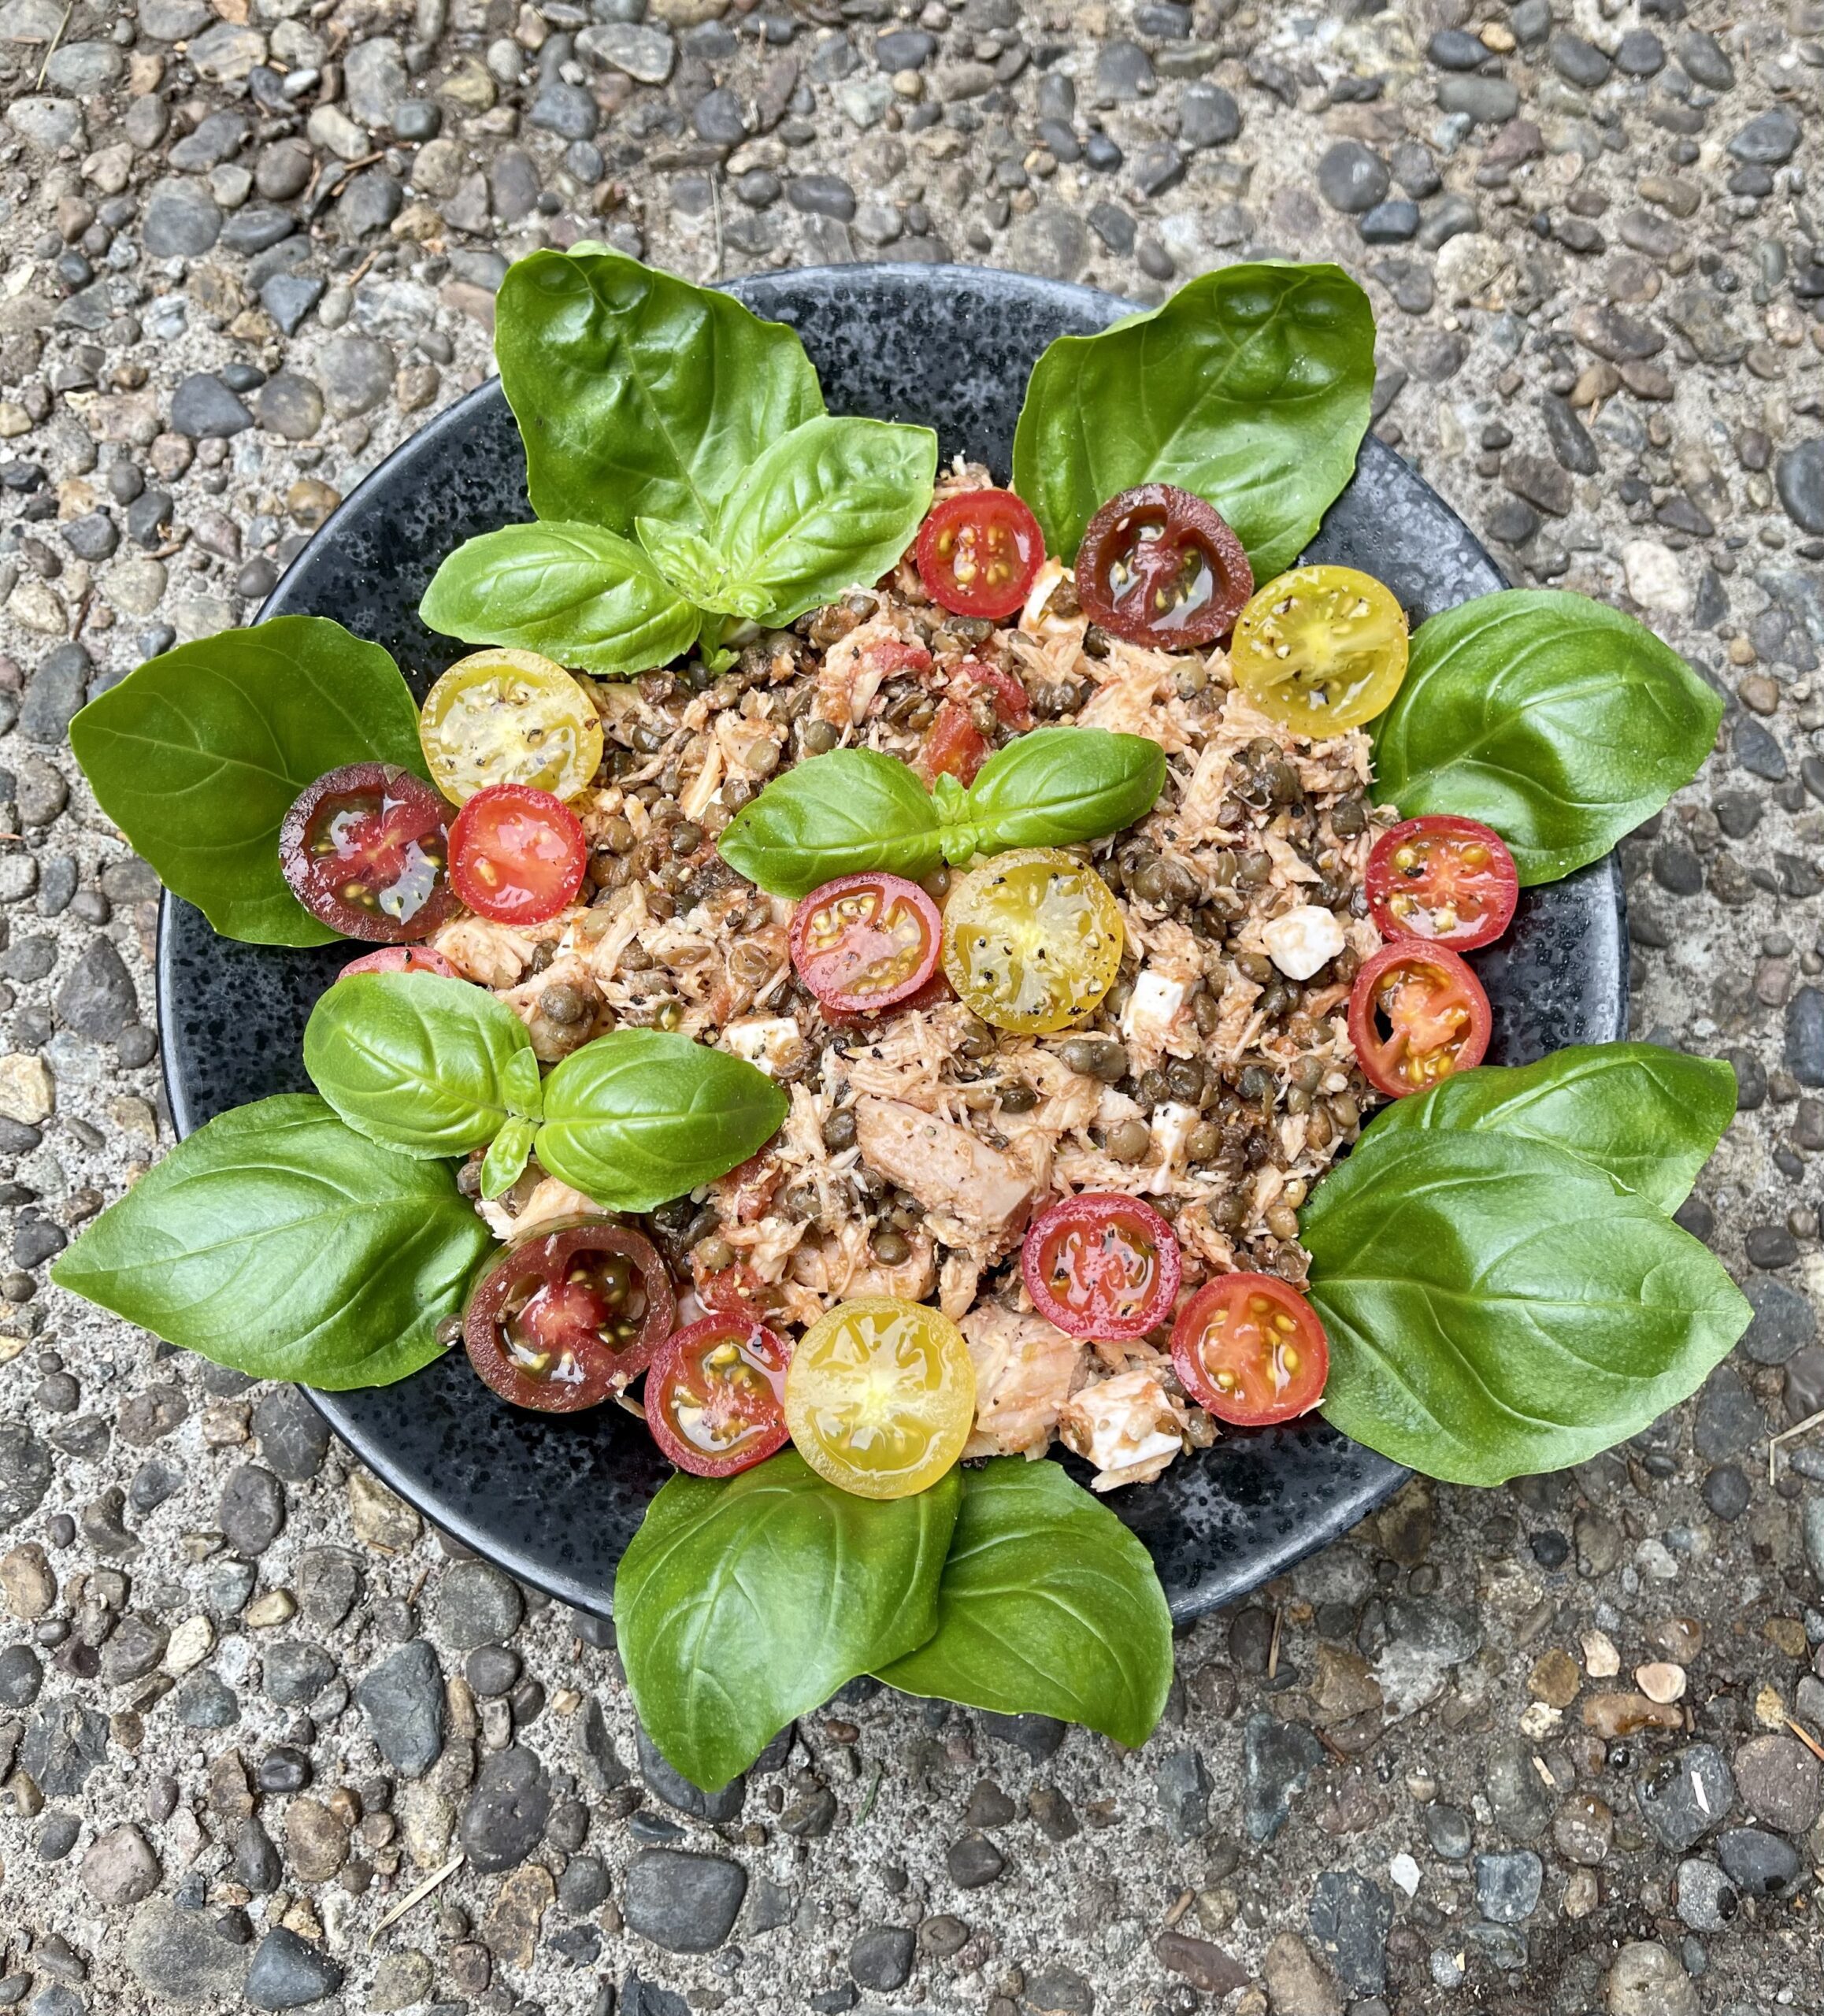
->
[279, 762, 459, 943]
[1074, 483, 1253, 650]
[1347, 940, 1491, 1098]
[1366, 815, 1518, 952]
[1021, 1192, 1182, 1341]
[645, 1316, 792, 1477]
[791, 872, 943, 1016]
[419, 647, 603, 804]
[941, 847, 1125, 1034]
[464, 1217, 675, 1412]
[338, 944, 458, 980]
[784, 1295, 976, 1499]
[1170, 1273, 1328, 1426]
[1229, 565, 1408, 732]
[450, 783, 587, 925]
[914, 699, 991, 788]
[916, 489, 1045, 621]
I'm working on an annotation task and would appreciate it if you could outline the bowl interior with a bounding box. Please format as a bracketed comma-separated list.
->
[157, 265, 1626, 1619]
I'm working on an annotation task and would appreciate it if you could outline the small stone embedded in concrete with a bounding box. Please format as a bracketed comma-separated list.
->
[243, 1928, 344, 2010]
[80, 1823, 161, 1907]
[355, 1639, 444, 1777]
[461, 1744, 552, 1871]
[622, 1848, 748, 1953]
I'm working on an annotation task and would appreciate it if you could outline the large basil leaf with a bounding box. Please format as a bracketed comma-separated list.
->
[616, 1451, 960, 1791]
[495, 247, 825, 535]
[874, 1459, 1173, 1747]
[303, 972, 536, 1158]
[535, 1028, 788, 1209]
[717, 747, 944, 898]
[1372, 591, 1724, 886]
[67, 616, 424, 947]
[1010, 263, 1376, 575]
[706, 415, 937, 627]
[958, 726, 1166, 862]
[1303, 1128, 1749, 1486]
[1364, 1043, 1735, 1217]
[419, 521, 699, 677]
[50, 1095, 491, 1388]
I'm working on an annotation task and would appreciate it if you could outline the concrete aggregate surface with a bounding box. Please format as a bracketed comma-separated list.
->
[0, 0, 1822, 2009]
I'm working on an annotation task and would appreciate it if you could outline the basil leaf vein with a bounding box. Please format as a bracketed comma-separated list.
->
[1303, 1128, 1749, 1487]
[419, 521, 699, 678]
[303, 972, 536, 1159]
[1011, 261, 1377, 574]
[717, 747, 944, 898]
[1362, 1042, 1735, 1217]
[535, 1028, 789, 1210]
[1372, 590, 1724, 886]
[67, 615, 424, 947]
[50, 1095, 491, 1389]
[616, 1451, 961, 1792]
[873, 1458, 1173, 1748]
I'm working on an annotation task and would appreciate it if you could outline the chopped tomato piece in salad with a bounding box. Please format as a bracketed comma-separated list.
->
[338, 944, 459, 980]
[914, 697, 992, 787]
[1347, 940, 1492, 1098]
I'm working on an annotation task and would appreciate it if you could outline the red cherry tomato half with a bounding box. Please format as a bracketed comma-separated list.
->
[916, 489, 1047, 621]
[450, 783, 587, 926]
[1021, 1192, 1183, 1342]
[1347, 940, 1492, 1099]
[1170, 1273, 1329, 1426]
[463, 1217, 674, 1412]
[1075, 483, 1254, 650]
[279, 763, 459, 943]
[1366, 815, 1518, 952]
[644, 1315, 792, 1477]
[338, 944, 459, 980]
[791, 872, 944, 1016]
[914, 698, 992, 788]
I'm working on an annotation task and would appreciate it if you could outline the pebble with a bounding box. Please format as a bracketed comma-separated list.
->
[850, 1926, 915, 1992]
[1777, 442, 1824, 537]
[946, 1830, 1005, 1888]
[51, 937, 135, 1041]
[1259, 1933, 1344, 2016]
[244, 1928, 343, 2010]
[434, 1558, 524, 1650]
[0, 1644, 42, 1710]
[356, 1640, 445, 1777]
[637, 1725, 744, 1822]
[788, 173, 857, 221]
[1606, 1943, 1697, 2016]
[1637, 1744, 1735, 1851]
[1316, 142, 1389, 215]
[1181, 83, 1239, 148]
[460, 1744, 551, 1870]
[1243, 1713, 1324, 1843]
[1729, 111, 1800, 165]
[1482, 1738, 1552, 1840]
[1553, 1792, 1615, 1866]
[317, 335, 395, 420]
[1155, 1746, 1211, 1841]
[124, 1899, 252, 2002]
[621, 1849, 747, 1953]
[1474, 1851, 1542, 1923]
[80, 1823, 161, 1907]
[218, 1463, 285, 1555]
[169, 374, 253, 440]
[1731, 1733, 1822, 1835]
[577, 20, 676, 85]
[1, 1543, 55, 1618]
[1307, 1871, 1390, 1993]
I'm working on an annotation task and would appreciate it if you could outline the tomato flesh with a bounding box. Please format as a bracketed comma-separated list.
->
[1230, 565, 1409, 732]
[419, 647, 604, 805]
[1347, 941, 1491, 1098]
[279, 762, 458, 943]
[791, 872, 943, 1016]
[958, 658, 1034, 730]
[644, 1316, 792, 1477]
[464, 1217, 673, 1412]
[450, 783, 588, 926]
[1366, 815, 1518, 952]
[941, 847, 1125, 1034]
[695, 1261, 770, 1321]
[784, 1295, 976, 1499]
[916, 489, 1045, 621]
[1021, 1192, 1182, 1341]
[338, 944, 458, 980]
[914, 699, 992, 788]
[1170, 1273, 1329, 1426]
[1074, 483, 1253, 650]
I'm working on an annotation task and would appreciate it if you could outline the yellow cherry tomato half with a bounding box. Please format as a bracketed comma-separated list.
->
[1229, 565, 1410, 733]
[784, 1296, 976, 1499]
[940, 846, 1125, 1034]
[419, 647, 604, 804]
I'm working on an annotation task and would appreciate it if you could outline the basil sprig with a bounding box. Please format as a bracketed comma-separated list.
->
[718, 726, 1166, 899]
[1374, 590, 1724, 887]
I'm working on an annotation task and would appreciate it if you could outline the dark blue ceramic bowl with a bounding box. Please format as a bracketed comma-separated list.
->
[157, 265, 1626, 1620]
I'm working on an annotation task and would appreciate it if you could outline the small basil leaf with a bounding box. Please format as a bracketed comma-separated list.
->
[873, 1459, 1173, 1748]
[67, 615, 424, 947]
[1363, 1043, 1736, 1217]
[937, 821, 984, 869]
[535, 1028, 789, 1210]
[1372, 590, 1725, 886]
[708, 414, 938, 628]
[303, 973, 535, 1158]
[496, 246, 825, 536]
[419, 521, 700, 678]
[616, 1451, 960, 1791]
[1303, 1128, 1750, 1487]
[717, 747, 944, 898]
[633, 517, 774, 623]
[501, 1047, 543, 1122]
[481, 1117, 537, 1199]
[1011, 262, 1377, 575]
[961, 726, 1166, 854]
[930, 773, 968, 823]
[50, 1095, 491, 1389]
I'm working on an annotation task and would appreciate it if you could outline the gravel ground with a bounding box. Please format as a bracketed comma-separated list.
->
[2, 0, 1823, 2011]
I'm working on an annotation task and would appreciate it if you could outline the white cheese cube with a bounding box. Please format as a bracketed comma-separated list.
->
[1261, 904, 1347, 982]
[719, 1017, 803, 1077]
